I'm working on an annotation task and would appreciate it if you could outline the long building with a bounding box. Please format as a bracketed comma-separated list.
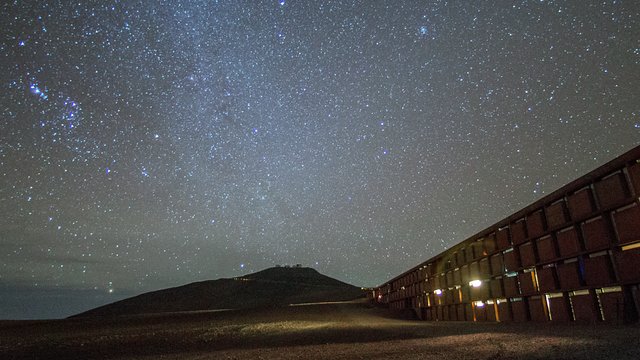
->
[374, 145, 640, 323]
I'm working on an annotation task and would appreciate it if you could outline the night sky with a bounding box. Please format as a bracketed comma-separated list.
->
[1, 1, 639, 319]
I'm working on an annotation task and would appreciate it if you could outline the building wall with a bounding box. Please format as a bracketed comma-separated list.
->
[375, 146, 640, 323]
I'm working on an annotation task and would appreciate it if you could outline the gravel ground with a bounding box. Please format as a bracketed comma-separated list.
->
[1, 300, 638, 359]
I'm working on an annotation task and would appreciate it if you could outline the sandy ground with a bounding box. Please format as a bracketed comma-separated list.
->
[1, 299, 639, 359]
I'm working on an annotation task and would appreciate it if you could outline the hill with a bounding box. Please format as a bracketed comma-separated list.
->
[71, 266, 365, 317]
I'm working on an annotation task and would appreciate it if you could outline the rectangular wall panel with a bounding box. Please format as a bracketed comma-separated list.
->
[457, 304, 466, 321]
[460, 265, 469, 284]
[557, 261, 582, 289]
[490, 278, 504, 298]
[503, 276, 520, 297]
[443, 305, 451, 320]
[583, 253, 614, 287]
[469, 261, 480, 279]
[628, 162, 640, 196]
[470, 285, 490, 301]
[465, 245, 475, 263]
[465, 303, 474, 321]
[567, 188, 596, 221]
[528, 296, 548, 321]
[497, 300, 512, 321]
[537, 266, 557, 293]
[511, 220, 527, 245]
[546, 200, 569, 229]
[594, 172, 629, 209]
[446, 271, 453, 288]
[527, 210, 545, 239]
[613, 204, 640, 245]
[479, 258, 491, 277]
[484, 234, 497, 254]
[537, 235, 556, 262]
[474, 304, 488, 321]
[599, 291, 624, 323]
[557, 227, 581, 257]
[615, 247, 640, 283]
[453, 269, 461, 286]
[472, 241, 485, 260]
[519, 242, 536, 267]
[571, 293, 598, 323]
[455, 251, 465, 267]
[582, 217, 613, 251]
[510, 299, 528, 322]
[490, 254, 503, 276]
[503, 250, 520, 272]
[518, 272, 537, 295]
[496, 228, 511, 249]
[444, 288, 455, 305]
[548, 296, 572, 322]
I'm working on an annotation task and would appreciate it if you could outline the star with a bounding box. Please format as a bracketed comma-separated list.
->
[0, 0, 637, 319]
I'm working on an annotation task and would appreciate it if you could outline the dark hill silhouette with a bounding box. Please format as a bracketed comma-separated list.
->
[71, 266, 365, 317]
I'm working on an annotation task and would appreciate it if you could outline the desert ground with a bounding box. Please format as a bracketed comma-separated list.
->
[1, 299, 639, 360]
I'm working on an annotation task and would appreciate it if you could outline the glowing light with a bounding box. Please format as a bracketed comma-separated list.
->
[621, 242, 640, 251]
[434, 289, 442, 295]
[475, 301, 485, 308]
[469, 279, 482, 288]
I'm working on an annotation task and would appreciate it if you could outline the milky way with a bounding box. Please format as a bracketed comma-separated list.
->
[1, 1, 638, 318]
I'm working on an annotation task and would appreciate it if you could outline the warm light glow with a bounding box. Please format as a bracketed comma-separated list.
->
[434, 289, 442, 295]
[475, 301, 485, 308]
[469, 279, 482, 288]
[621, 242, 640, 251]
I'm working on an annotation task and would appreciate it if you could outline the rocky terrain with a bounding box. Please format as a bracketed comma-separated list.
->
[2, 299, 639, 359]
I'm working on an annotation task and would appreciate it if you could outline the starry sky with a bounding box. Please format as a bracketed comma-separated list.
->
[1, 1, 639, 319]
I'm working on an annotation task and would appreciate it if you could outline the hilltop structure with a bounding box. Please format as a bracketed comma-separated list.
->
[73, 266, 364, 317]
[374, 145, 640, 324]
